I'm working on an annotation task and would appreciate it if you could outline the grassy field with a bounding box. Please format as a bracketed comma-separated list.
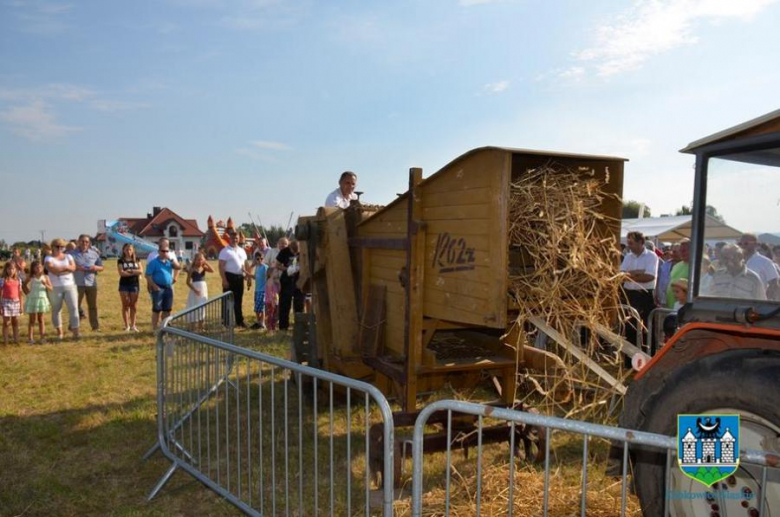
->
[1, 260, 640, 516]
[0, 260, 286, 516]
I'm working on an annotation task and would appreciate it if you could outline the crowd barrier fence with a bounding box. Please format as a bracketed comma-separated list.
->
[145, 292, 395, 516]
[410, 399, 777, 517]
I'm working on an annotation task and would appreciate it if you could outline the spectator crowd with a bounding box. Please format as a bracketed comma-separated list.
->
[0, 233, 306, 345]
[0, 171, 363, 345]
[620, 231, 780, 348]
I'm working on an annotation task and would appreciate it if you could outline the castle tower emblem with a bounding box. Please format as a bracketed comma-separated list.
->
[677, 414, 740, 487]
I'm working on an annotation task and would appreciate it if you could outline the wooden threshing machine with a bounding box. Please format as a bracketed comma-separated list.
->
[295, 146, 624, 418]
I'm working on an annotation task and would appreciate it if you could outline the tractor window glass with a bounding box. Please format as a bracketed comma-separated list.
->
[699, 145, 780, 301]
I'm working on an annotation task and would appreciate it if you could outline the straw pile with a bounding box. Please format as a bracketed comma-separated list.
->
[506, 162, 627, 421]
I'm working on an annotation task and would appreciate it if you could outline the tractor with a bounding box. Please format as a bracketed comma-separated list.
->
[624, 109, 780, 516]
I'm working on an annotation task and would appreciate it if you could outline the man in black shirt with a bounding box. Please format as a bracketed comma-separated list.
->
[276, 240, 305, 331]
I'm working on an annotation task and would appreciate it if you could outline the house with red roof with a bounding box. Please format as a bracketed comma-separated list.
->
[96, 207, 204, 258]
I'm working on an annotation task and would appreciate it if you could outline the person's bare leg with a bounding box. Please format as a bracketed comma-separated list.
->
[2, 318, 9, 345]
[152, 312, 160, 331]
[38, 313, 46, 341]
[120, 293, 129, 330]
[28, 314, 35, 342]
[129, 293, 138, 330]
[12, 317, 19, 343]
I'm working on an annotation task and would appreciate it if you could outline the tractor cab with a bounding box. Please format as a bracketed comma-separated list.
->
[680, 109, 780, 329]
[624, 110, 780, 516]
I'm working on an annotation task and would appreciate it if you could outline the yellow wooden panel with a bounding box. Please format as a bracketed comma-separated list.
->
[422, 204, 491, 221]
[359, 200, 408, 234]
[425, 219, 491, 236]
[422, 187, 492, 208]
[370, 253, 406, 270]
[366, 209, 406, 223]
[423, 287, 490, 314]
[424, 247, 493, 269]
[384, 323, 405, 355]
[421, 165, 494, 195]
[320, 209, 361, 358]
[424, 300, 498, 327]
[369, 265, 402, 283]
[424, 233, 490, 252]
[370, 249, 406, 261]
[367, 276, 405, 296]
[359, 220, 406, 235]
[423, 274, 491, 300]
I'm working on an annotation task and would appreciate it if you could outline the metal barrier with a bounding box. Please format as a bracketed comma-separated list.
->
[143, 292, 236, 463]
[146, 294, 396, 516]
[647, 307, 675, 356]
[411, 400, 777, 517]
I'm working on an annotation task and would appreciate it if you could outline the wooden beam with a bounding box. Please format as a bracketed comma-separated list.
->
[590, 322, 642, 358]
[403, 167, 424, 411]
[348, 237, 408, 250]
[527, 315, 627, 395]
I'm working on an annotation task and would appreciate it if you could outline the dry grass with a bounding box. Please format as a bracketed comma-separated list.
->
[1, 258, 641, 516]
[506, 163, 631, 422]
[0, 261, 286, 516]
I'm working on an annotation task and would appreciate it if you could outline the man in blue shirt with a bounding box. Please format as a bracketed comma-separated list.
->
[72, 235, 105, 332]
[145, 245, 181, 330]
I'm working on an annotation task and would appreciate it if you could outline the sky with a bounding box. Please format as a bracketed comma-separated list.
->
[1, 0, 780, 243]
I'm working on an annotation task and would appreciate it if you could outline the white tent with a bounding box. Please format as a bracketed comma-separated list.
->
[621, 215, 743, 243]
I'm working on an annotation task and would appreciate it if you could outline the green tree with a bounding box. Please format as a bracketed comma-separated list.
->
[238, 223, 289, 246]
[622, 200, 651, 219]
[674, 204, 725, 223]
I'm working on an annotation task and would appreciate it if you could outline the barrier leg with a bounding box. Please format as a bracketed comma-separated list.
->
[142, 442, 160, 461]
[148, 462, 179, 501]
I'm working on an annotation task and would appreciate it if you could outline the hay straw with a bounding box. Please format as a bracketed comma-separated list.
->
[506, 162, 630, 422]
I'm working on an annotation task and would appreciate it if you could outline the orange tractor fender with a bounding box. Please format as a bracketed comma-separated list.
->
[636, 322, 780, 381]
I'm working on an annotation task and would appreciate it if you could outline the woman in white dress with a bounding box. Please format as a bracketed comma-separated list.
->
[186, 252, 214, 327]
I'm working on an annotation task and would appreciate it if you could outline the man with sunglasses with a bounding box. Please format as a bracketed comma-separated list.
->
[219, 228, 249, 328]
[146, 241, 181, 331]
[72, 234, 104, 332]
[738, 233, 779, 300]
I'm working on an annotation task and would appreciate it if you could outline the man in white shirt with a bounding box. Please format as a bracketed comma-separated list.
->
[705, 244, 766, 300]
[324, 171, 358, 209]
[219, 229, 250, 327]
[620, 231, 659, 350]
[739, 233, 779, 300]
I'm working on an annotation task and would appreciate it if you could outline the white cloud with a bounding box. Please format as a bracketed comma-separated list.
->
[0, 83, 96, 102]
[0, 100, 81, 140]
[237, 139, 292, 160]
[7, 1, 75, 35]
[558, 66, 585, 81]
[0, 82, 149, 139]
[482, 80, 510, 94]
[218, 0, 303, 31]
[459, 0, 500, 6]
[251, 140, 292, 151]
[90, 100, 151, 112]
[574, 0, 778, 76]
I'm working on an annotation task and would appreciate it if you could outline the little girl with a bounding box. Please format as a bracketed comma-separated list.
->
[2, 261, 23, 345]
[663, 278, 688, 340]
[264, 266, 280, 333]
[186, 252, 214, 327]
[671, 278, 688, 310]
[24, 260, 52, 343]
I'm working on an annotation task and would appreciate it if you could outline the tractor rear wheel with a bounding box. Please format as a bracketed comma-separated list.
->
[629, 349, 780, 517]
